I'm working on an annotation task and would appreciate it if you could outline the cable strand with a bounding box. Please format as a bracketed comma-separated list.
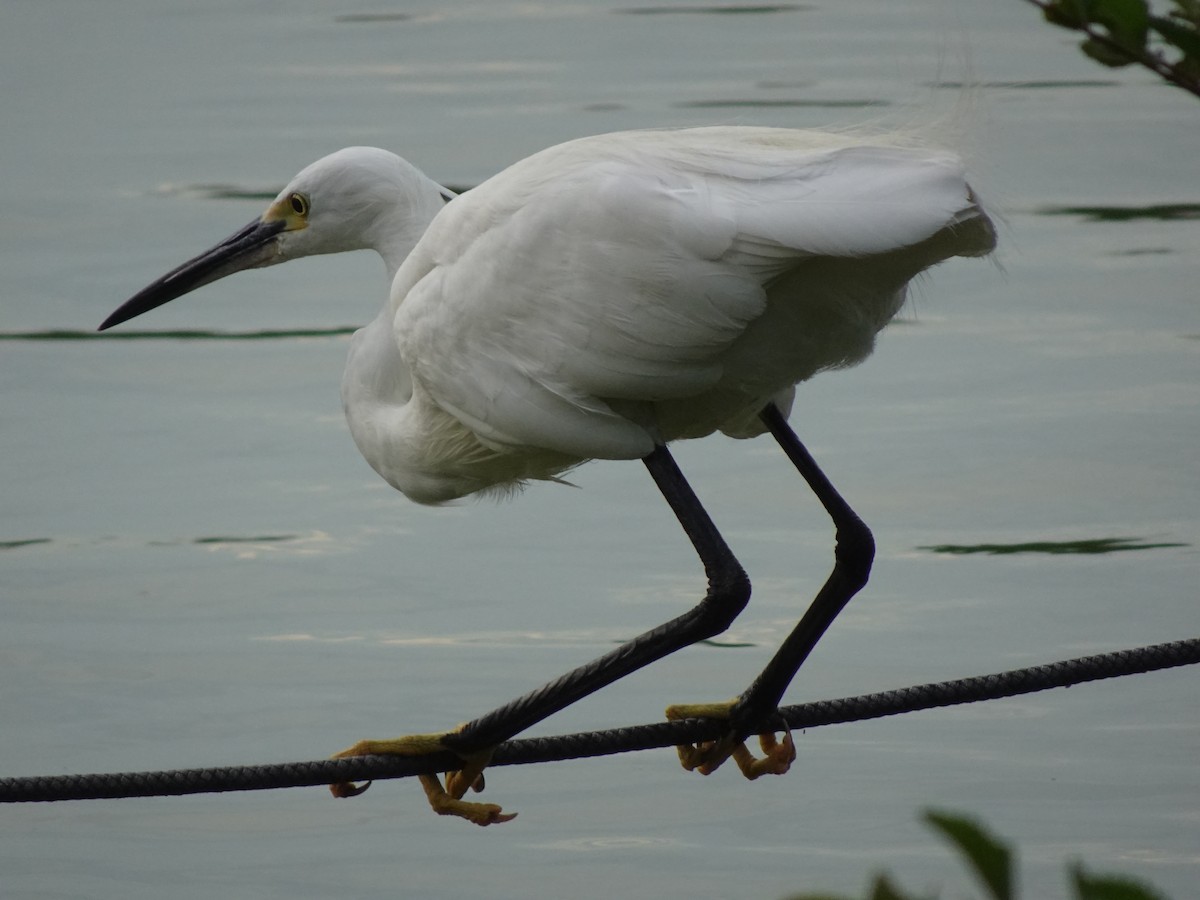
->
[2, 637, 1196, 803]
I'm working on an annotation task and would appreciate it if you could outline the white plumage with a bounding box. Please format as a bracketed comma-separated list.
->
[101, 125, 997, 825]
[103, 127, 994, 503]
[328, 127, 995, 502]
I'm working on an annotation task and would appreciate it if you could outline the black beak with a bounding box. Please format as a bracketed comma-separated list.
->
[99, 217, 288, 331]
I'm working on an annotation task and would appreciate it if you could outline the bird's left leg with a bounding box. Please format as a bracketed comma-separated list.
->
[668, 401, 874, 778]
[329, 411, 867, 812]
[330, 729, 516, 826]
[330, 444, 751, 824]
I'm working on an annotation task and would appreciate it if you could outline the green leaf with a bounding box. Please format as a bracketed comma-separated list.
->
[1044, 0, 1088, 28]
[1167, 0, 1200, 27]
[924, 810, 1014, 900]
[1081, 36, 1138, 65]
[868, 874, 927, 900]
[1152, 14, 1200, 59]
[1071, 862, 1170, 900]
[1091, 0, 1150, 46]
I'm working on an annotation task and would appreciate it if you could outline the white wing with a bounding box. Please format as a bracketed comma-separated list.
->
[393, 127, 993, 459]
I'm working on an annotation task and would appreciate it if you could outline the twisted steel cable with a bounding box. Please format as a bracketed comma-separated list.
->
[2, 637, 1196, 803]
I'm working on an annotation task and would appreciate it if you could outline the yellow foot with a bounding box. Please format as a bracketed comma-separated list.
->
[329, 729, 517, 826]
[664, 700, 796, 779]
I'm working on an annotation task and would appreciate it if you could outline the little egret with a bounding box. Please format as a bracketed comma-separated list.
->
[101, 126, 996, 825]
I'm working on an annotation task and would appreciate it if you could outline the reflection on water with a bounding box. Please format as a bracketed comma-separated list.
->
[154, 183, 281, 202]
[533, 834, 686, 851]
[193, 534, 299, 545]
[676, 98, 890, 108]
[3, 1, 1198, 898]
[334, 13, 416, 24]
[0, 538, 52, 550]
[615, 4, 810, 15]
[929, 79, 1122, 89]
[1039, 202, 1200, 221]
[920, 537, 1189, 556]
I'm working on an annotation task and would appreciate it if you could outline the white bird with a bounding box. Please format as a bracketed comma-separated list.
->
[101, 126, 996, 825]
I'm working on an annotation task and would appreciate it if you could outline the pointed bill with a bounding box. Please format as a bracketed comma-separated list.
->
[99, 217, 287, 331]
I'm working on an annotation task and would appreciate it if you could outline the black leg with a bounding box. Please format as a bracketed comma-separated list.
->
[726, 402, 875, 737]
[444, 443, 750, 755]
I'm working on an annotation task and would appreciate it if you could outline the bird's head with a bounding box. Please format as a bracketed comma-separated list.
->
[99, 147, 450, 331]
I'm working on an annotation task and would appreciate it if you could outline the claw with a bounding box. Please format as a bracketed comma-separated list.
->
[666, 701, 795, 780]
[422, 774, 517, 826]
[731, 729, 796, 779]
[329, 730, 516, 825]
[445, 768, 485, 796]
[329, 779, 372, 798]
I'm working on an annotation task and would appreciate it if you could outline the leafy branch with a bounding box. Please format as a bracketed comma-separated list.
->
[787, 809, 1169, 900]
[1022, 0, 1200, 99]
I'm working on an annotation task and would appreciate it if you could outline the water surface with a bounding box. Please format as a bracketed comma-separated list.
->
[2, 2, 1197, 899]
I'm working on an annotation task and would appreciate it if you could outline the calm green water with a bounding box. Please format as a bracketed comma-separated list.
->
[2, 2, 1198, 898]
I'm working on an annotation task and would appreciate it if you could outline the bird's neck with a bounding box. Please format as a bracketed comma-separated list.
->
[340, 311, 490, 505]
[375, 216, 429, 282]
[343, 305, 411, 419]
[339, 306, 421, 486]
[337, 172, 461, 503]
[374, 173, 449, 281]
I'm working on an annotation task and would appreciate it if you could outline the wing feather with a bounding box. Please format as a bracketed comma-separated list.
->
[393, 128, 992, 458]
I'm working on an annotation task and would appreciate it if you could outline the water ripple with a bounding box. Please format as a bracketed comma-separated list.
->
[616, 4, 808, 14]
[1038, 203, 1200, 222]
[0, 538, 52, 550]
[677, 98, 888, 109]
[929, 79, 1120, 90]
[920, 537, 1188, 556]
[535, 834, 687, 851]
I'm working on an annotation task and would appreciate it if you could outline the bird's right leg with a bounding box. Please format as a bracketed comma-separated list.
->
[330, 443, 753, 824]
[666, 401, 874, 778]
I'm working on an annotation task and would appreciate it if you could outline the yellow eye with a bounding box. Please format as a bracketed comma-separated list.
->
[288, 192, 309, 217]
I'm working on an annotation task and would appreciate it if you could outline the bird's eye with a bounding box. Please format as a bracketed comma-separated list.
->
[288, 192, 309, 216]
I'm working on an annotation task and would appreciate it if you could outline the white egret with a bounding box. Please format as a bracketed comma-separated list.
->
[101, 126, 996, 826]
